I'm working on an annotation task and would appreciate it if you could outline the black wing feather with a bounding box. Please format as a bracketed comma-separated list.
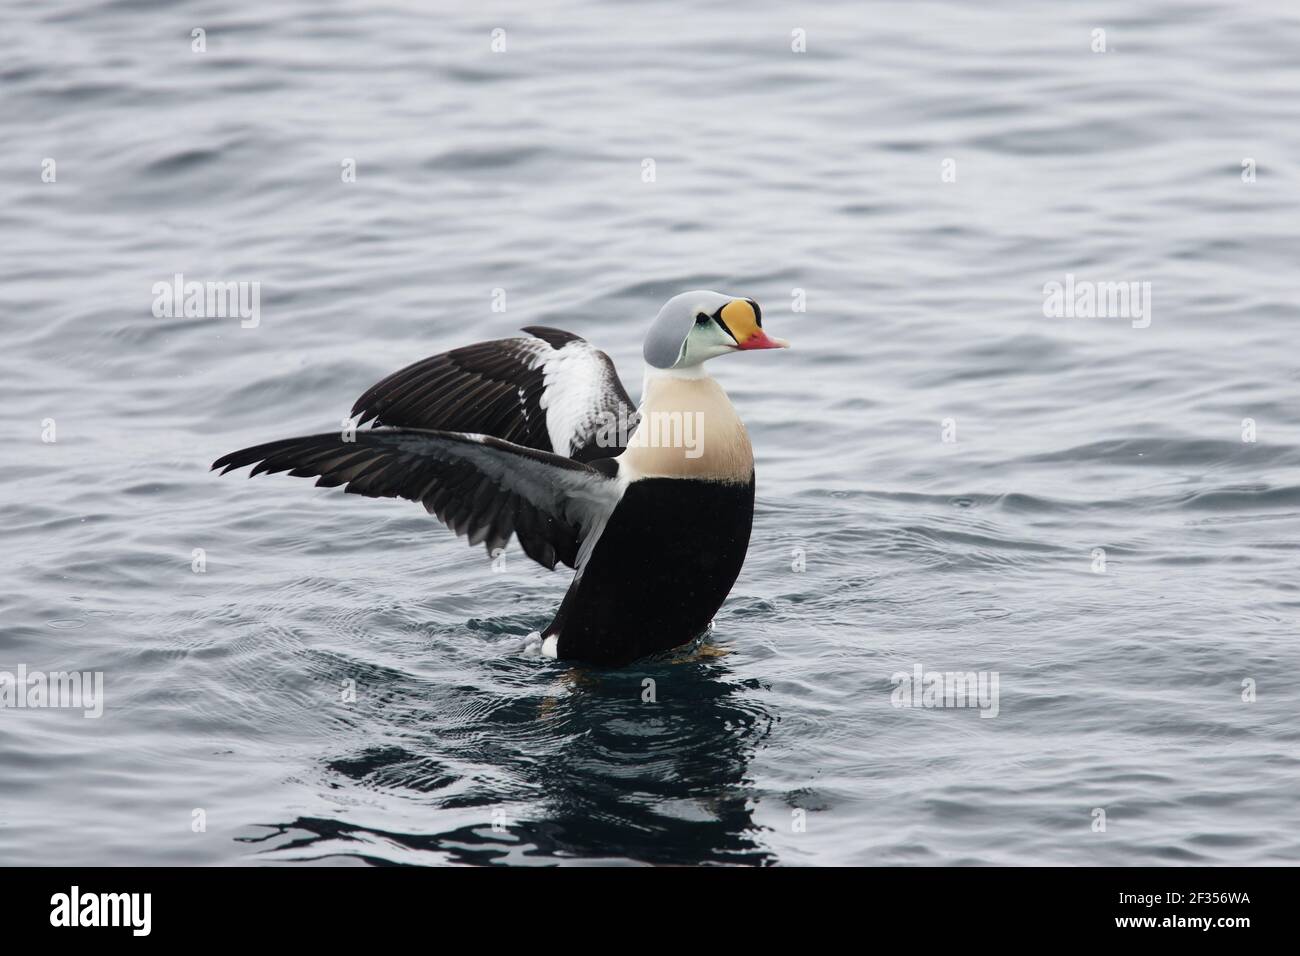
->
[212, 428, 620, 571]
[349, 329, 638, 462]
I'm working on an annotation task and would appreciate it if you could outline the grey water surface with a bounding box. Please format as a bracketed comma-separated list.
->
[2, 0, 1299, 865]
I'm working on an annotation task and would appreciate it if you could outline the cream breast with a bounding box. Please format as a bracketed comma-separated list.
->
[619, 372, 753, 482]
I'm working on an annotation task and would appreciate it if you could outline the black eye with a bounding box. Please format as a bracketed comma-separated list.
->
[695, 312, 710, 325]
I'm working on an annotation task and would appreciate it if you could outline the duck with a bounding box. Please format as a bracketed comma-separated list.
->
[212, 291, 788, 666]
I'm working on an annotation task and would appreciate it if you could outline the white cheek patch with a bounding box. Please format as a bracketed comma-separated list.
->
[678, 321, 738, 367]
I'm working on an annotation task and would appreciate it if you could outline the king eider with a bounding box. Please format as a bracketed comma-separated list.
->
[212, 291, 788, 666]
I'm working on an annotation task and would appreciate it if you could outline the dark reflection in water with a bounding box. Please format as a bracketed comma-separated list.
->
[245, 653, 775, 865]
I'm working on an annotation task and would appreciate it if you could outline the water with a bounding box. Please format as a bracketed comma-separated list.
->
[2, 0, 1299, 866]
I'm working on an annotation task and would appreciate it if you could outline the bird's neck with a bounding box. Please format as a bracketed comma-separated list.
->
[621, 365, 753, 482]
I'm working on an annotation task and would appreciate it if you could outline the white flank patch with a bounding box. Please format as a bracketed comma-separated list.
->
[518, 633, 562, 661]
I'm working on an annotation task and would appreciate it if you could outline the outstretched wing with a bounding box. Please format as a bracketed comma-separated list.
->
[350, 327, 639, 462]
[212, 429, 624, 571]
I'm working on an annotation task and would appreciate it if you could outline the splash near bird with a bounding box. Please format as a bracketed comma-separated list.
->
[213, 291, 789, 665]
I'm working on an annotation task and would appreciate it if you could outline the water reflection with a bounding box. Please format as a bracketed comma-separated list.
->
[246, 651, 775, 865]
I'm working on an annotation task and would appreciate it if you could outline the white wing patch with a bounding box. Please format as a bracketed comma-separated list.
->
[539, 341, 612, 458]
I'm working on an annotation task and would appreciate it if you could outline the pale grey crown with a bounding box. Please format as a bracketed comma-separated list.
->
[642, 290, 735, 369]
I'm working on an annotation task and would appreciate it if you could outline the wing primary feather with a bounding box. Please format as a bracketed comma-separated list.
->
[214, 428, 623, 573]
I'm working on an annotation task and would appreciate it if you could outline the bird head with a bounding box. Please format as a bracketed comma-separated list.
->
[643, 291, 789, 370]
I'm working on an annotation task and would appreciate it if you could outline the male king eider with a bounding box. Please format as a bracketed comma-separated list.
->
[212, 291, 788, 666]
